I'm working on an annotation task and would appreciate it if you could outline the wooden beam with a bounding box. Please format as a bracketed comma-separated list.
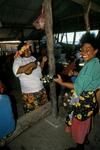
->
[57, 13, 83, 22]
[43, 0, 58, 117]
[91, 2, 100, 12]
[72, 32, 76, 47]
[60, 33, 64, 42]
[96, 30, 100, 38]
[65, 33, 68, 44]
[72, 0, 100, 12]
[83, 0, 91, 32]
[72, 0, 85, 6]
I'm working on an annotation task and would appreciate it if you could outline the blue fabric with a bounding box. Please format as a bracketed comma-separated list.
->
[74, 58, 100, 96]
[71, 76, 77, 83]
[0, 95, 15, 139]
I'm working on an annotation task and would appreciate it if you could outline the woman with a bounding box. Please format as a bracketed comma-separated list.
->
[54, 32, 100, 150]
[13, 43, 48, 113]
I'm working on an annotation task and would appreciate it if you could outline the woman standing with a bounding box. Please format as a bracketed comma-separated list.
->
[54, 32, 100, 150]
[13, 43, 48, 113]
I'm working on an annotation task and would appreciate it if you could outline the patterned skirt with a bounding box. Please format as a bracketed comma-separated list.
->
[22, 88, 48, 113]
[65, 90, 97, 126]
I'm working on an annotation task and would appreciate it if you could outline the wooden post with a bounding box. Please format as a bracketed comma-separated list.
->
[43, 0, 58, 117]
[57, 33, 59, 43]
[54, 33, 59, 43]
[72, 32, 76, 49]
[66, 33, 68, 44]
[60, 33, 64, 42]
[96, 30, 100, 38]
[83, 0, 91, 32]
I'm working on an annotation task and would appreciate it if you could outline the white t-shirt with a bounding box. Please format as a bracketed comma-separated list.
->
[13, 56, 44, 93]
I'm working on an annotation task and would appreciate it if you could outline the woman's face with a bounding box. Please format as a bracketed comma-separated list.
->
[24, 48, 31, 57]
[80, 43, 98, 61]
[22, 44, 31, 57]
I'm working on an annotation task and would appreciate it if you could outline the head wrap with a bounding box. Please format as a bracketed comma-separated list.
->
[14, 43, 30, 58]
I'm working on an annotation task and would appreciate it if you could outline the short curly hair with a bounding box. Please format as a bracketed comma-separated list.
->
[79, 32, 99, 50]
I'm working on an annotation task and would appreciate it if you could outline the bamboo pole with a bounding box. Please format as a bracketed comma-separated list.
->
[43, 0, 58, 117]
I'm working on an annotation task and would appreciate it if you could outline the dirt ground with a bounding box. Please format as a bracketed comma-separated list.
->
[6, 108, 100, 150]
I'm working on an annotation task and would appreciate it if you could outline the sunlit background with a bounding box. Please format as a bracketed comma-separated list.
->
[58, 30, 98, 44]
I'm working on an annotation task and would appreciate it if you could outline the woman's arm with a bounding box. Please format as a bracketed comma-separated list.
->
[17, 61, 37, 74]
[40, 56, 48, 69]
[54, 74, 74, 89]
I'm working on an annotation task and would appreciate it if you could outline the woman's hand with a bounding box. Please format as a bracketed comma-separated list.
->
[54, 74, 74, 89]
[42, 56, 48, 63]
[40, 56, 48, 69]
[54, 74, 63, 84]
[25, 66, 33, 75]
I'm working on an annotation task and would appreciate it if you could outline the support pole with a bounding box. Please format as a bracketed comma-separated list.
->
[66, 33, 68, 44]
[83, 0, 91, 32]
[72, 32, 76, 49]
[60, 33, 64, 42]
[43, 0, 58, 117]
